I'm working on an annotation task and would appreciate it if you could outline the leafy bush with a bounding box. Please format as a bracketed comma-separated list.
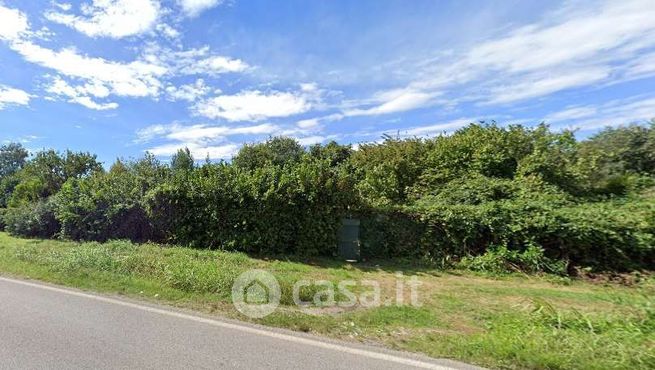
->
[351, 136, 431, 206]
[361, 195, 654, 271]
[0, 208, 6, 231]
[3, 198, 60, 238]
[458, 244, 567, 274]
[7, 150, 101, 207]
[148, 157, 358, 255]
[232, 137, 305, 170]
[55, 157, 165, 242]
[1, 124, 654, 273]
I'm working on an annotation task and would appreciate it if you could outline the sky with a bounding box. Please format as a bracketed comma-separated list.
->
[1, 0, 654, 164]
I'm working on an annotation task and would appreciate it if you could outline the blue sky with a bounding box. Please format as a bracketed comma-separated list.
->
[1, 0, 654, 164]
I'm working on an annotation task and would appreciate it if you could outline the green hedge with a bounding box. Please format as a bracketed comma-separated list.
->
[0, 208, 6, 231]
[360, 197, 655, 271]
[3, 198, 60, 238]
[148, 160, 357, 255]
[2, 125, 654, 273]
[55, 172, 156, 243]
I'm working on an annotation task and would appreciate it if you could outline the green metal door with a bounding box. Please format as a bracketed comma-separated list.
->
[338, 218, 360, 261]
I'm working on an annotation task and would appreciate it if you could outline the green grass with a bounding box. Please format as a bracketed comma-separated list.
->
[0, 232, 653, 369]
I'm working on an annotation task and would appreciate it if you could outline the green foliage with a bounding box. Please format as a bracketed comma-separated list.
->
[148, 156, 357, 255]
[0, 208, 6, 231]
[0, 143, 28, 178]
[0, 174, 20, 208]
[580, 122, 655, 174]
[422, 174, 518, 205]
[0, 143, 29, 208]
[308, 141, 353, 166]
[170, 147, 195, 174]
[2, 123, 655, 272]
[362, 195, 654, 271]
[232, 136, 305, 170]
[458, 244, 567, 274]
[3, 198, 59, 238]
[417, 123, 579, 194]
[351, 136, 430, 206]
[576, 122, 655, 195]
[8, 149, 101, 206]
[54, 156, 167, 242]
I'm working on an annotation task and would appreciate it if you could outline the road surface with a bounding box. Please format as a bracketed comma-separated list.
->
[0, 277, 479, 370]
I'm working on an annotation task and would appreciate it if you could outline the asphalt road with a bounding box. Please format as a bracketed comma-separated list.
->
[0, 277, 480, 370]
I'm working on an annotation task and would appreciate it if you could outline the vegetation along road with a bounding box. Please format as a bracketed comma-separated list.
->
[0, 233, 652, 369]
[1, 124, 654, 369]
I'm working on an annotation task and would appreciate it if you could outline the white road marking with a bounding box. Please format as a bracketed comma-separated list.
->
[0, 276, 456, 370]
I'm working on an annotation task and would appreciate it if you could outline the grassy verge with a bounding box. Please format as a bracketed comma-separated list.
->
[0, 232, 653, 369]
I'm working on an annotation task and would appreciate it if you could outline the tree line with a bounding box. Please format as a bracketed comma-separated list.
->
[1, 121, 654, 273]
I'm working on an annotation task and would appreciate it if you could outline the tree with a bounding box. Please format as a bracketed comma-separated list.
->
[308, 141, 352, 166]
[232, 137, 304, 170]
[350, 135, 431, 205]
[0, 143, 28, 207]
[8, 150, 102, 206]
[171, 147, 195, 174]
[0, 143, 28, 178]
[579, 122, 655, 175]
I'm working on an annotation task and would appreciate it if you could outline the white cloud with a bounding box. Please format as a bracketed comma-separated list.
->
[485, 67, 610, 104]
[545, 106, 599, 122]
[134, 124, 172, 143]
[139, 121, 281, 159]
[177, 0, 223, 17]
[45, 0, 161, 39]
[294, 113, 343, 131]
[0, 5, 29, 41]
[46, 77, 118, 110]
[69, 95, 119, 110]
[466, 1, 655, 75]
[296, 135, 326, 146]
[624, 52, 655, 79]
[149, 142, 238, 159]
[165, 79, 210, 102]
[148, 46, 249, 76]
[182, 55, 249, 75]
[166, 123, 279, 142]
[400, 118, 474, 137]
[296, 118, 320, 129]
[194, 90, 313, 121]
[344, 88, 437, 116]
[1, 4, 166, 101]
[54, 3, 73, 11]
[546, 96, 655, 131]
[155, 23, 181, 40]
[0, 5, 251, 111]
[0, 85, 31, 109]
[347, 0, 655, 115]
[11, 41, 166, 98]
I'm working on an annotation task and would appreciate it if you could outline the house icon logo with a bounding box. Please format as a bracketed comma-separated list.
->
[232, 269, 281, 318]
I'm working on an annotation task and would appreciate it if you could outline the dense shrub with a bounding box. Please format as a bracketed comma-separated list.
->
[3, 198, 60, 238]
[351, 136, 431, 206]
[579, 122, 655, 175]
[148, 157, 358, 255]
[361, 194, 654, 271]
[416, 124, 579, 194]
[458, 244, 567, 274]
[0, 208, 6, 231]
[7, 150, 101, 207]
[0, 123, 653, 273]
[55, 157, 166, 242]
[232, 137, 305, 170]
